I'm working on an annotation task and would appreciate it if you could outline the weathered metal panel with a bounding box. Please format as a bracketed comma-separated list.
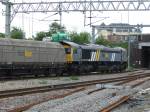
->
[72, 48, 81, 62]
[114, 52, 121, 62]
[130, 43, 141, 68]
[0, 38, 66, 64]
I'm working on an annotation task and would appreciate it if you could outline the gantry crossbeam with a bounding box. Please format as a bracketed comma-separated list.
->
[1, 0, 150, 38]
[12, 0, 150, 13]
[10, 0, 150, 22]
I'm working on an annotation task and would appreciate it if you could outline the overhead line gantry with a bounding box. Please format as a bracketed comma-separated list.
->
[1, 0, 150, 37]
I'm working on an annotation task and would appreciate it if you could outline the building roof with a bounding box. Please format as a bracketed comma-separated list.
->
[97, 23, 139, 33]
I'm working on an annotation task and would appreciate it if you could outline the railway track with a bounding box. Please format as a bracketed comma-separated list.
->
[6, 72, 150, 112]
[87, 77, 138, 95]
[7, 87, 86, 112]
[0, 72, 149, 99]
[100, 77, 150, 112]
[0, 69, 143, 81]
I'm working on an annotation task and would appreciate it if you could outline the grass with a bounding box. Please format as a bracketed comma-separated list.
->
[70, 76, 79, 80]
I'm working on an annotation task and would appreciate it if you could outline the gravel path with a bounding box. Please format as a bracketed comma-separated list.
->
[25, 89, 117, 112]
[0, 70, 148, 112]
[0, 89, 74, 112]
[0, 70, 146, 91]
[112, 80, 150, 112]
[24, 77, 150, 112]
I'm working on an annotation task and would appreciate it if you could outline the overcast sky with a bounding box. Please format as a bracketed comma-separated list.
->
[1, 0, 150, 38]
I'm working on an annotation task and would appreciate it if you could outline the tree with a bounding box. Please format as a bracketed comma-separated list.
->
[49, 22, 65, 34]
[0, 33, 5, 38]
[95, 36, 128, 49]
[34, 32, 48, 41]
[95, 37, 111, 46]
[11, 27, 25, 39]
[79, 32, 91, 43]
[70, 32, 80, 43]
[111, 42, 128, 49]
[34, 22, 65, 41]
[70, 31, 91, 44]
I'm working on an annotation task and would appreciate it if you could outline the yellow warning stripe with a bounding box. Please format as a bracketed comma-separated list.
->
[96, 50, 100, 61]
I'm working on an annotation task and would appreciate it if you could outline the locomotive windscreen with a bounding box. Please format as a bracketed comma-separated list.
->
[65, 48, 71, 54]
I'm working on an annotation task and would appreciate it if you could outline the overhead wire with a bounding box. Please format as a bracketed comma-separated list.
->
[40, 13, 58, 21]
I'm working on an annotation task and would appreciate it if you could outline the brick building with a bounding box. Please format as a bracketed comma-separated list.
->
[98, 23, 140, 42]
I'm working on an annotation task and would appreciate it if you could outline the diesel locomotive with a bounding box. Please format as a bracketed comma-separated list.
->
[61, 41, 127, 74]
[0, 32, 127, 76]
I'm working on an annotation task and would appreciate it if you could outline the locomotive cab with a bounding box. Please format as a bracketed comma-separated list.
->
[60, 41, 81, 61]
[60, 41, 82, 73]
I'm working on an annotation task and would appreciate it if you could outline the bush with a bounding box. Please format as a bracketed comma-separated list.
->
[96, 37, 128, 49]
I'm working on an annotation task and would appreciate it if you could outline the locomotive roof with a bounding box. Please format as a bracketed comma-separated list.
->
[102, 47, 126, 52]
[80, 44, 103, 50]
[85, 44, 106, 48]
[60, 41, 126, 51]
[61, 41, 80, 47]
[113, 47, 126, 51]
[0, 38, 63, 48]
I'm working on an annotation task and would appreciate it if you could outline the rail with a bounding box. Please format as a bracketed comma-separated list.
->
[0, 72, 149, 99]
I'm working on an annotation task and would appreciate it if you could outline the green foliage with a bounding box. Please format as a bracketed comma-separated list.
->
[96, 37, 111, 46]
[11, 27, 25, 39]
[80, 32, 91, 43]
[49, 22, 66, 34]
[35, 22, 65, 41]
[70, 31, 91, 44]
[0, 33, 5, 38]
[69, 32, 79, 42]
[70, 76, 79, 80]
[96, 36, 128, 49]
[111, 42, 128, 49]
[34, 31, 48, 41]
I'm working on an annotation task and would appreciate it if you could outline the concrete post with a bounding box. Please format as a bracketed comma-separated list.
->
[5, 1, 11, 38]
[92, 26, 95, 43]
[59, 3, 62, 27]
